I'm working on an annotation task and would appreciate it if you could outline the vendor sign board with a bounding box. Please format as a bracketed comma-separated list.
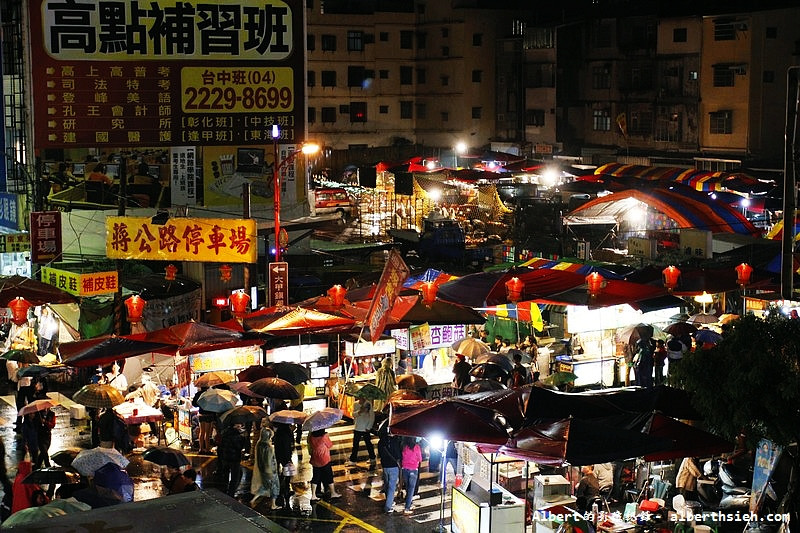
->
[751, 439, 782, 513]
[409, 323, 431, 351]
[0, 233, 30, 253]
[346, 337, 395, 357]
[30, 211, 62, 263]
[41, 266, 118, 296]
[189, 345, 260, 373]
[106, 216, 256, 263]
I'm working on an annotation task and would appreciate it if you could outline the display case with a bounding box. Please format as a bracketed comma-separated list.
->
[451, 484, 525, 533]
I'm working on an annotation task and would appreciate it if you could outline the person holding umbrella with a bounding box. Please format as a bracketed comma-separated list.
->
[346, 397, 375, 466]
[217, 421, 248, 498]
[272, 421, 296, 509]
[250, 426, 280, 510]
[192, 386, 216, 454]
[308, 426, 340, 500]
[451, 353, 472, 393]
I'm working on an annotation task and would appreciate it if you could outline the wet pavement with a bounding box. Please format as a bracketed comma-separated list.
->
[0, 388, 454, 532]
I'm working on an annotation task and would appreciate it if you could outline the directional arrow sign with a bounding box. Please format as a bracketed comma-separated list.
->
[268, 261, 289, 307]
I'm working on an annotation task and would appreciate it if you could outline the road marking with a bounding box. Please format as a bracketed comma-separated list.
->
[317, 499, 384, 533]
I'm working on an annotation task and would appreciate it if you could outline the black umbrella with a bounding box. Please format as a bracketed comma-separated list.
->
[266, 362, 309, 385]
[469, 362, 510, 380]
[51, 448, 82, 468]
[237, 365, 276, 382]
[248, 377, 300, 399]
[220, 405, 267, 427]
[23, 467, 81, 485]
[463, 379, 507, 393]
[17, 364, 67, 379]
[474, 353, 514, 374]
[142, 446, 190, 469]
[2, 349, 39, 364]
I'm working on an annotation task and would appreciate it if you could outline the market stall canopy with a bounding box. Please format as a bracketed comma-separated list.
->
[456, 388, 525, 430]
[403, 268, 459, 290]
[128, 320, 261, 355]
[625, 264, 772, 296]
[595, 163, 774, 195]
[60, 336, 178, 368]
[398, 298, 485, 325]
[123, 273, 201, 300]
[633, 412, 733, 461]
[389, 398, 510, 445]
[564, 188, 760, 236]
[0, 275, 76, 306]
[520, 257, 631, 279]
[245, 307, 357, 335]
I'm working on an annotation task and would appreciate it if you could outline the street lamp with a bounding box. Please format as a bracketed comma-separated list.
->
[271, 125, 319, 262]
[454, 141, 467, 169]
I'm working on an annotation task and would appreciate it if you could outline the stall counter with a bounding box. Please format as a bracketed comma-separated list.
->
[451, 484, 525, 533]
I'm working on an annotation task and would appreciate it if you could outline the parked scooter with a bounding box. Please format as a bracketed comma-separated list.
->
[696, 459, 752, 511]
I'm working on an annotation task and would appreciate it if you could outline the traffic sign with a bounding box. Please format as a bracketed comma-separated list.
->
[268, 261, 289, 307]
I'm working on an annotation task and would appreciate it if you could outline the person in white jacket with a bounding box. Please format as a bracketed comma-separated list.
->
[346, 397, 376, 465]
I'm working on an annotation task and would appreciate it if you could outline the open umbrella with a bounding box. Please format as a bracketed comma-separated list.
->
[267, 362, 310, 385]
[694, 328, 723, 345]
[717, 313, 740, 325]
[93, 462, 134, 503]
[228, 381, 265, 398]
[196, 388, 239, 413]
[72, 447, 130, 477]
[1, 505, 67, 526]
[396, 373, 428, 390]
[18, 398, 59, 417]
[469, 362, 509, 380]
[302, 407, 344, 431]
[220, 405, 267, 427]
[142, 446, 191, 469]
[247, 377, 299, 399]
[237, 365, 276, 382]
[451, 337, 491, 358]
[41, 498, 91, 514]
[51, 448, 82, 468]
[687, 313, 718, 325]
[2, 349, 39, 363]
[16, 364, 67, 379]
[463, 379, 507, 393]
[269, 409, 308, 425]
[346, 383, 388, 401]
[664, 322, 697, 338]
[474, 353, 514, 374]
[195, 371, 235, 388]
[543, 371, 578, 387]
[389, 398, 510, 445]
[72, 383, 125, 408]
[387, 389, 424, 404]
[23, 467, 81, 485]
[0, 274, 76, 306]
[59, 337, 177, 368]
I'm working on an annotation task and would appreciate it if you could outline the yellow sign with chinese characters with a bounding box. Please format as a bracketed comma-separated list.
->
[41, 267, 119, 297]
[105, 216, 257, 263]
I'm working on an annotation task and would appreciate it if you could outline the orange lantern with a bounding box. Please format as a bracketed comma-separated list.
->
[735, 262, 753, 287]
[8, 297, 31, 326]
[229, 291, 251, 317]
[420, 281, 437, 307]
[124, 295, 146, 323]
[165, 264, 178, 281]
[327, 284, 346, 307]
[504, 276, 524, 303]
[662, 265, 681, 292]
[219, 264, 232, 283]
[586, 272, 605, 298]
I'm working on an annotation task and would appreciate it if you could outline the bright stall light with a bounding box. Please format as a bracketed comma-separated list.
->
[626, 204, 646, 227]
[455, 141, 467, 155]
[540, 168, 559, 187]
[428, 433, 444, 452]
[740, 198, 751, 208]
[428, 189, 442, 202]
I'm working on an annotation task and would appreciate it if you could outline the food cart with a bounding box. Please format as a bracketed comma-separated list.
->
[336, 336, 395, 418]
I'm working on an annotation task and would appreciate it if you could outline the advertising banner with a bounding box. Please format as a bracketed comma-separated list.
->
[30, 211, 62, 263]
[41, 266, 118, 297]
[28, 0, 304, 149]
[365, 249, 410, 343]
[750, 438, 782, 513]
[106, 216, 257, 262]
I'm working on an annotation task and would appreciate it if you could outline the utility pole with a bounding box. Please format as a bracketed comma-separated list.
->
[782, 67, 799, 300]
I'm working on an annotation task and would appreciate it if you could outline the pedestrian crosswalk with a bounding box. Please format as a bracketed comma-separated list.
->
[321, 422, 453, 528]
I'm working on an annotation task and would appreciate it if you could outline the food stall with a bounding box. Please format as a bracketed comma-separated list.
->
[265, 341, 330, 413]
[336, 335, 395, 418]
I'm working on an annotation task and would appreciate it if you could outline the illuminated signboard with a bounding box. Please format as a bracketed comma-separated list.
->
[189, 345, 260, 373]
[41, 266, 118, 296]
[105, 216, 257, 263]
[29, 0, 304, 148]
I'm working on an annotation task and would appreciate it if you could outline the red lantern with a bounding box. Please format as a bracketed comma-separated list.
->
[229, 291, 251, 317]
[327, 284, 346, 307]
[8, 297, 31, 326]
[165, 264, 178, 281]
[505, 276, 524, 303]
[212, 297, 229, 309]
[585, 272, 605, 298]
[662, 265, 681, 292]
[420, 281, 437, 307]
[219, 264, 232, 283]
[124, 295, 146, 323]
[735, 262, 753, 287]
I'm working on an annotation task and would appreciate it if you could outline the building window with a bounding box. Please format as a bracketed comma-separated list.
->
[471, 107, 482, 119]
[441, 75, 449, 86]
[416, 32, 427, 49]
[321, 107, 336, 123]
[593, 109, 611, 131]
[400, 101, 413, 119]
[321, 34, 336, 51]
[689, 70, 698, 81]
[379, 105, 389, 114]
[348, 66, 365, 87]
[441, 111, 449, 122]
[713, 21, 736, 41]
[763, 70, 775, 83]
[709, 110, 732, 134]
[441, 27, 449, 38]
[630, 111, 653, 135]
[379, 32, 389, 42]
[339, 104, 349, 114]
[400, 31, 413, 49]
[400, 66, 413, 85]
[442, 46, 449, 57]
[307, 34, 315, 51]
[350, 102, 367, 122]
[379, 70, 389, 79]
[416, 103, 427, 119]
[713, 65, 734, 87]
[416, 68, 426, 84]
[307, 70, 315, 87]
[472, 70, 482, 82]
[321, 70, 336, 87]
[766, 27, 777, 39]
[308, 107, 316, 124]
[673, 28, 687, 42]
[525, 109, 545, 127]
[348, 31, 364, 51]
[592, 66, 611, 89]
[473, 33, 483, 46]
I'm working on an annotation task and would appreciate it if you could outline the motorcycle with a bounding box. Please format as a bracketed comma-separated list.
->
[696, 459, 753, 511]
